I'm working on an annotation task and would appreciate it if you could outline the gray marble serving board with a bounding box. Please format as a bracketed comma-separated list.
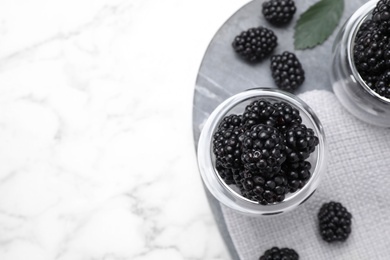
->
[192, 0, 368, 259]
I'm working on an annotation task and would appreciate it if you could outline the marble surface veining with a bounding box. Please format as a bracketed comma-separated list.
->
[0, 0, 246, 259]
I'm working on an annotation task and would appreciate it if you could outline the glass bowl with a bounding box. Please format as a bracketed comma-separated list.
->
[330, 0, 390, 127]
[197, 88, 327, 216]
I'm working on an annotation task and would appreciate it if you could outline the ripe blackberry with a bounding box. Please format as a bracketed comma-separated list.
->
[373, 70, 390, 98]
[270, 51, 305, 91]
[242, 99, 275, 128]
[355, 19, 378, 40]
[217, 114, 243, 130]
[216, 159, 245, 188]
[262, 0, 296, 26]
[283, 160, 311, 192]
[241, 124, 286, 175]
[318, 201, 352, 242]
[232, 27, 277, 62]
[240, 170, 288, 204]
[216, 160, 235, 185]
[213, 127, 244, 169]
[372, 0, 390, 23]
[354, 29, 388, 75]
[268, 102, 302, 132]
[259, 247, 299, 260]
[285, 124, 319, 161]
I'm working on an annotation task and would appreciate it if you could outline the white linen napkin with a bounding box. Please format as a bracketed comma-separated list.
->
[221, 90, 390, 260]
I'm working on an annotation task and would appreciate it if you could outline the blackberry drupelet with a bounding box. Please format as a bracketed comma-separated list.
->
[259, 247, 299, 260]
[268, 101, 302, 132]
[213, 127, 244, 169]
[239, 170, 289, 204]
[285, 124, 319, 161]
[241, 124, 286, 175]
[318, 201, 352, 242]
[232, 27, 277, 62]
[374, 70, 390, 98]
[242, 99, 275, 128]
[262, 0, 296, 26]
[270, 51, 305, 91]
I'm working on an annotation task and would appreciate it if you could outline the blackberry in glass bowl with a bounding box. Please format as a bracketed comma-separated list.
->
[197, 88, 327, 216]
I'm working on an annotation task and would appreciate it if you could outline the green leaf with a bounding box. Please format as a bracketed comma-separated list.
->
[294, 0, 344, 50]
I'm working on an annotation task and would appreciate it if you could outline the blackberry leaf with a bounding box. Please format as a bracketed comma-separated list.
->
[294, 0, 344, 50]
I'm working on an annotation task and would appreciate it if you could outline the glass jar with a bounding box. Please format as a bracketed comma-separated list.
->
[330, 0, 390, 127]
[197, 88, 327, 216]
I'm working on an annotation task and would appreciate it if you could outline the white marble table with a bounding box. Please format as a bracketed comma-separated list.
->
[0, 0, 248, 259]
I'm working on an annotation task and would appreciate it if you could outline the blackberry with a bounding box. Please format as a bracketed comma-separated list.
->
[283, 160, 311, 192]
[268, 102, 302, 132]
[240, 170, 288, 204]
[262, 0, 296, 26]
[373, 70, 390, 98]
[213, 127, 244, 169]
[259, 247, 299, 260]
[372, 0, 390, 23]
[216, 160, 235, 185]
[318, 201, 352, 242]
[270, 51, 305, 91]
[242, 99, 275, 128]
[355, 19, 378, 40]
[217, 114, 243, 130]
[232, 27, 277, 62]
[285, 124, 319, 161]
[243, 100, 302, 131]
[354, 29, 388, 75]
[241, 124, 286, 175]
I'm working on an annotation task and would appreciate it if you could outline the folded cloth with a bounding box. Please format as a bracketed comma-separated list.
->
[221, 90, 390, 260]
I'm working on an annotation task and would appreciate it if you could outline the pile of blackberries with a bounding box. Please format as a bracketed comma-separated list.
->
[354, 0, 390, 99]
[212, 99, 319, 205]
[231, 0, 305, 92]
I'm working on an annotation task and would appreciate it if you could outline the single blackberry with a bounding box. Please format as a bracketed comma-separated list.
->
[242, 99, 275, 128]
[372, 0, 390, 23]
[241, 124, 286, 175]
[215, 160, 235, 185]
[213, 127, 244, 169]
[217, 114, 243, 130]
[318, 201, 352, 243]
[270, 51, 305, 91]
[232, 27, 277, 62]
[259, 247, 299, 260]
[239, 170, 288, 204]
[262, 0, 296, 26]
[283, 160, 311, 192]
[268, 102, 302, 132]
[355, 19, 378, 40]
[354, 29, 388, 75]
[285, 124, 319, 161]
[373, 70, 390, 99]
